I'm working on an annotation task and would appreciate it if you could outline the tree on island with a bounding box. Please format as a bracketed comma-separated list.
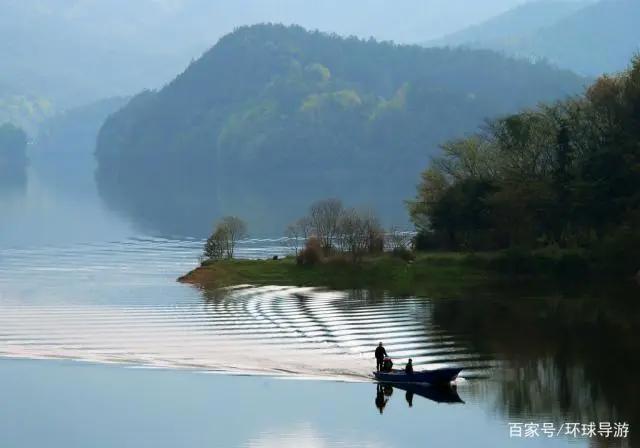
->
[286, 199, 402, 264]
[285, 216, 312, 256]
[309, 198, 344, 254]
[204, 216, 248, 260]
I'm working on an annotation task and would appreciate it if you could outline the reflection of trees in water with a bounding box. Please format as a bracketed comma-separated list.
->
[0, 168, 27, 195]
[431, 295, 639, 445]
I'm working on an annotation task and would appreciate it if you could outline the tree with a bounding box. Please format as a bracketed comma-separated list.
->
[203, 227, 228, 260]
[285, 216, 312, 255]
[219, 216, 248, 258]
[337, 208, 371, 262]
[310, 198, 343, 253]
[203, 216, 248, 260]
[408, 55, 640, 255]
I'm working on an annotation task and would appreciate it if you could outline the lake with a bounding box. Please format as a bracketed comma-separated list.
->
[0, 151, 635, 447]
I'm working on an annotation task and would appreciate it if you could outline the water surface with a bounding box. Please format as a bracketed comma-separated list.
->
[0, 150, 635, 447]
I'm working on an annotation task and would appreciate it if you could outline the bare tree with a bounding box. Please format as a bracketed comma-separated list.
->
[338, 208, 375, 262]
[285, 223, 300, 255]
[361, 209, 384, 253]
[285, 216, 313, 255]
[309, 198, 343, 253]
[219, 216, 248, 258]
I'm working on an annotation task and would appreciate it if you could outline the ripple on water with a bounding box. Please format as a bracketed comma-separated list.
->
[0, 238, 496, 379]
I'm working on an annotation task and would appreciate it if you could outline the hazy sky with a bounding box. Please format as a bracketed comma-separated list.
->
[2, 0, 591, 104]
[8, 0, 586, 44]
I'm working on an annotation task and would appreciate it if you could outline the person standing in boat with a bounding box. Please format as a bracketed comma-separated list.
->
[375, 342, 387, 371]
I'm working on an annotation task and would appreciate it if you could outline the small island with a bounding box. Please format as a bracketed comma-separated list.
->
[181, 57, 640, 297]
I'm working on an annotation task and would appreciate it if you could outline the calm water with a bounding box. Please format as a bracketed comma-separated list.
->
[0, 152, 636, 447]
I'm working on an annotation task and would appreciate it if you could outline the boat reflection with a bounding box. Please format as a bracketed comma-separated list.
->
[375, 382, 464, 413]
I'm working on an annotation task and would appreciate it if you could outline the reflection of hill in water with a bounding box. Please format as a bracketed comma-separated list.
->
[431, 295, 639, 446]
[0, 167, 27, 194]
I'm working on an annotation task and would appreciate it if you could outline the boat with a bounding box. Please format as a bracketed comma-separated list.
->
[373, 367, 462, 385]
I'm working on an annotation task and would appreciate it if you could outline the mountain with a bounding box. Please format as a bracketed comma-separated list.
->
[433, 0, 640, 76]
[95, 24, 585, 237]
[0, 0, 549, 107]
[35, 97, 129, 157]
[430, 1, 590, 48]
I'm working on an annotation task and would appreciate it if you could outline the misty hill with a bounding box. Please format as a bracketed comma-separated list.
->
[0, 0, 531, 108]
[95, 24, 585, 236]
[35, 97, 129, 157]
[433, 0, 640, 76]
[430, 1, 589, 48]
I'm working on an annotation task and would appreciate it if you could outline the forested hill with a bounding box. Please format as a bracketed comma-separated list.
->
[96, 24, 585, 236]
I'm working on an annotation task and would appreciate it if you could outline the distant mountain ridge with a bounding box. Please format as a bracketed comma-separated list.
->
[95, 24, 585, 236]
[432, 0, 639, 76]
[429, 1, 590, 48]
[0, 0, 541, 108]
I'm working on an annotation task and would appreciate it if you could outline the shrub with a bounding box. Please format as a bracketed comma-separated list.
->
[413, 230, 445, 251]
[296, 237, 324, 266]
[592, 228, 640, 277]
[392, 247, 416, 262]
[490, 247, 535, 275]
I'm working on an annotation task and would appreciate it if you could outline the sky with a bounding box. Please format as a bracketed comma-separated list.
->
[1, 0, 590, 105]
[7, 0, 575, 44]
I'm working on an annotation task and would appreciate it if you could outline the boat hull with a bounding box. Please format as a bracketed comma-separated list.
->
[373, 367, 462, 385]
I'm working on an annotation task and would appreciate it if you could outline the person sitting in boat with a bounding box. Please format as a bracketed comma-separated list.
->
[382, 356, 393, 372]
[405, 358, 414, 374]
[375, 342, 387, 371]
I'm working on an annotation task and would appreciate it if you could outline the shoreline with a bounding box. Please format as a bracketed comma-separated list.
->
[179, 251, 639, 299]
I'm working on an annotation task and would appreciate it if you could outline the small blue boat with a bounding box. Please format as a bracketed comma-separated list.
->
[373, 367, 462, 385]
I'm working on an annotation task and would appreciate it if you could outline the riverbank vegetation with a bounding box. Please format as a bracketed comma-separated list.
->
[183, 56, 640, 293]
[408, 56, 640, 278]
[181, 252, 492, 298]
[185, 198, 639, 297]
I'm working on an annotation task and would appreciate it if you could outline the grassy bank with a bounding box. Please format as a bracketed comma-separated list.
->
[179, 249, 639, 299]
[179, 253, 496, 297]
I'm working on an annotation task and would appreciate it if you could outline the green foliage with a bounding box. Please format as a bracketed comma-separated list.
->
[410, 56, 640, 275]
[95, 24, 584, 236]
[203, 216, 248, 260]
